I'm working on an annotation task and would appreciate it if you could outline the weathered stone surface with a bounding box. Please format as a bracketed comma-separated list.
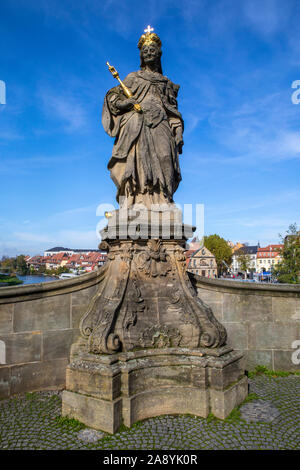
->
[66, 365, 121, 401]
[272, 297, 300, 322]
[273, 349, 300, 372]
[223, 293, 273, 322]
[13, 295, 71, 332]
[103, 31, 183, 209]
[11, 358, 68, 395]
[208, 357, 245, 391]
[71, 305, 88, 329]
[122, 388, 210, 427]
[1, 268, 300, 403]
[0, 304, 13, 334]
[62, 390, 122, 434]
[71, 285, 98, 306]
[210, 376, 248, 419]
[240, 399, 280, 423]
[249, 322, 300, 350]
[222, 322, 248, 350]
[244, 350, 273, 371]
[196, 288, 223, 322]
[43, 329, 75, 361]
[80, 237, 227, 354]
[0, 366, 10, 398]
[196, 287, 223, 303]
[123, 363, 207, 396]
[62, 348, 248, 431]
[0, 332, 41, 365]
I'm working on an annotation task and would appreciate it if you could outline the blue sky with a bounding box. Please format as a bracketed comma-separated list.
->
[0, 0, 299, 256]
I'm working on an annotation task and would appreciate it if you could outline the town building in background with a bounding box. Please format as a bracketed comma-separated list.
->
[231, 245, 260, 275]
[187, 236, 202, 251]
[186, 246, 217, 278]
[227, 241, 246, 254]
[256, 245, 283, 273]
[44, 247, 105, 257]
[26, 247, 107, 274]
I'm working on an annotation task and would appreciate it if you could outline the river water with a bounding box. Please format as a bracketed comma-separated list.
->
[17, 275, 58, 285]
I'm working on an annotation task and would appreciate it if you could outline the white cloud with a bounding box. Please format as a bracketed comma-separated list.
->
[13, 232, 54, 244]
[0, 152, 86, 175]
[38, 87, 88, 132]
[243, 0, 291, 37]
[4, 228, 99, 256]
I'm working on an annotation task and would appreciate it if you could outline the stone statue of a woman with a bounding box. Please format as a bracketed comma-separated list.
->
[102, 30, 184, 209]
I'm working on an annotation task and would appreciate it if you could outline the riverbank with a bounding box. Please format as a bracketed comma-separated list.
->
[0, 274, 23, 287]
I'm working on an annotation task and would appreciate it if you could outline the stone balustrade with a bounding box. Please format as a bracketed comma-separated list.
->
[0, 269, 299, 398]
[191, 275, 300, 373]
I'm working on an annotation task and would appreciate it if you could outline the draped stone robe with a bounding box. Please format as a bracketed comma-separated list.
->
[102, 69, 184, 207]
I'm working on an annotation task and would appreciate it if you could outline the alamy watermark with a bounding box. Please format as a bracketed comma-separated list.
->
[291, 340, 300, 365]
[0, 80, 6, 105]
[95, 199, 205, 243]
[291, 80, 300, 104]
[0, 340, 5, 365]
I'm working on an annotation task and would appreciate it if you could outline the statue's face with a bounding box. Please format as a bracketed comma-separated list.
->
[141, 44, 160, 65]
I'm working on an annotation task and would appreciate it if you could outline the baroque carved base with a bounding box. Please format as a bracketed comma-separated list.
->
[79, 235, 227, 354]
[62, 347, 248, 433]
[63, 217, 248, 431]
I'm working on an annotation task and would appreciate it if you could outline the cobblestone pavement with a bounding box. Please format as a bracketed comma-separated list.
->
[0, 375, 299, 450]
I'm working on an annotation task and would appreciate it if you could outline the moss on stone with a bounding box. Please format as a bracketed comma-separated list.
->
[248, 365, 300, 379]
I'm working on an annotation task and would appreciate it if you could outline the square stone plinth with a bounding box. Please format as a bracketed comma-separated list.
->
[62, 347, 247, 433]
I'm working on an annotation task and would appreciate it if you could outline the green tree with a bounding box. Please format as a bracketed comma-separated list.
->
[37, 264, 46, 274]
[236, 252, 251, 278]
[204, 234, 232, 276]
[16, 255, 29, 275]
[57, 266, 70, 275]
[273, 223, 300, 284]
[0, 256, 16, 273]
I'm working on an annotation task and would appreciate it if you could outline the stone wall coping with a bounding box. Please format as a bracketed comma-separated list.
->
[0, 265, 107, 304]
[190, 273, 300, 297]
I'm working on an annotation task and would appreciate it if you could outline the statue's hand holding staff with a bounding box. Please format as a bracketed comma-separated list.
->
[115, 97, 137, 112]
[107, 62, 142, 113]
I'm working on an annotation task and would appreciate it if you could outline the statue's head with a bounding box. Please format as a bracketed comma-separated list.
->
[138, 31, 162, 74]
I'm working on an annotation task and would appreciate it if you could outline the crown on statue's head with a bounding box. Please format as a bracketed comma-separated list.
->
[138, 25, 161, 50]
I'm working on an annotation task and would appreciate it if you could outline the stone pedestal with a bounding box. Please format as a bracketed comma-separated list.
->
[62, 347, 248, 433]
[62, 210, 248, 432]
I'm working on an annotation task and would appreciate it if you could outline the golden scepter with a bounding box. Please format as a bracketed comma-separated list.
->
[106, 61, 142, 113]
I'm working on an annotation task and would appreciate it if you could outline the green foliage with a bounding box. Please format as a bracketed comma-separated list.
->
[243, 393, 261, 403]
[117, 423, 130, 433]
[42, 266, 70, 276]
[205, 393, 261, 425]
[16, 255, 29, 275]
[247, 365, 300, 379]
[0, 254, 29, 276]
[0, 274, 23, 285]
[224, 407, 241, 423]
[204, 234, 233, 275]
[272, 223, 300, 284]
[206, 412, 217, 423]
[0, 254, 71, 278]
[37, 264, 46, 274]
[54, 415, 85, 431]
[236, 252, 251, 273]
